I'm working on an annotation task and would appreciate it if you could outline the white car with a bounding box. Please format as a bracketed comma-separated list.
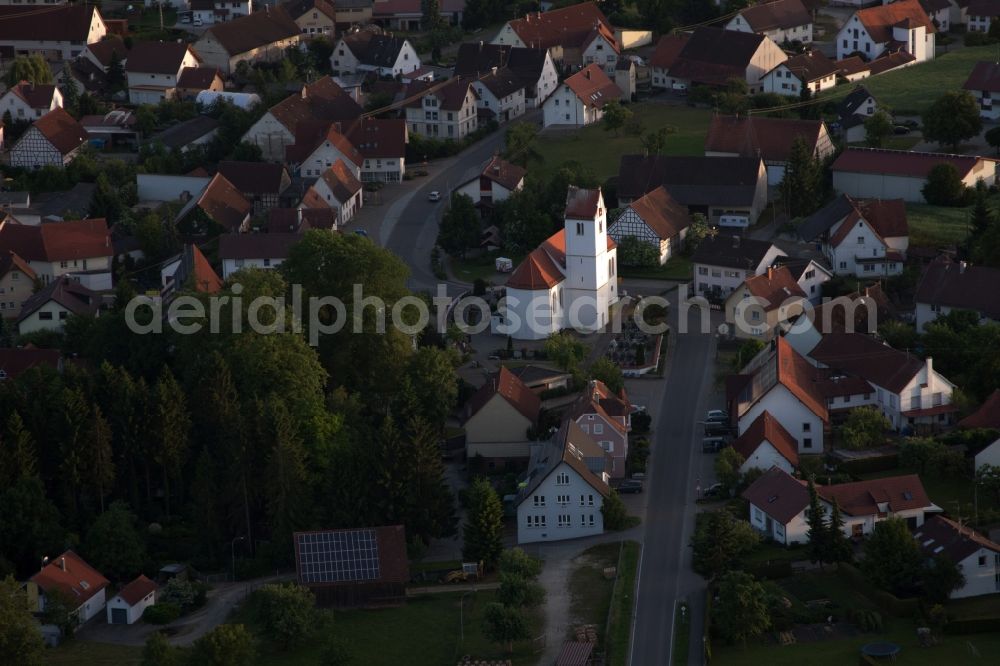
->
[428, 191, 441, 202]
[630, 405, 647, 415]
[193, 17, 203, 26]
[705, 409, 729, 423]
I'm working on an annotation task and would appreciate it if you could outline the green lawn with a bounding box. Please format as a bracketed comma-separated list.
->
[620, 255, 692, 281]
[569, 543, 619, 645]
[44, 641, 142, 665]
[450, 251, 525, 284]
[607, 541, 641, 666]
[744, 541, 809, 566]
[821, 44, 1000, 115]
[905, 203, 972, 248]
[533, 104, 713, 181]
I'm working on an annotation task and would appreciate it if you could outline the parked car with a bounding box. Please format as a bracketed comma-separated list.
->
[353, 229, 368, 237]
[193, 17, 203, 26]
[630, 404, 647, 415]
[704, 422, 731, 437]
[702, 436, 726, 453]
[428, 191, 441, 202]
[705, 409, 729, 423]
[618, 480, 644, 494]
[703, 483, 725, 498]
[893, 125, 910, 135]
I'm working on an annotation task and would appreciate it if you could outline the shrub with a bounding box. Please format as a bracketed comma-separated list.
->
[942, 616, 1000, 635]
[849, 608, 884, 632]
[143, 602, 181, 625]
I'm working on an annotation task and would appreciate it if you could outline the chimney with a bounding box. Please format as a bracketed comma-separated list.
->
[296, 206, 303, 227]
[479, 41, 483, 47]
[491, 66, 498, 76]
[59, 557, 66, 571]
[732, 235, 741, 248]
[959, 260, 967, 274]
[926, 356, 933, 375]
[767, 266, 774, 281]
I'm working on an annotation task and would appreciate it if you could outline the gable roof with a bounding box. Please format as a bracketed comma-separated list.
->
[958, 389, 1000, 429]
[705, 115, 827, 163]
[965, 60, 1000, 94]
[649, 33, 689, 70]
[202, 6, 301, 56]
[267, 77, 363, 134]
[855, 0, 935, 43]
[469, 155, 526, 192]
[809, 333, 929, 394]
[195, 174, 251, 232]
[737, 0, 812, 32]
[774, 335, 829, 419]
[17, 276, 101, 324]
[4, 82, 59, 110]
[26, 108, 88, 156]
[831, 147, 991, 179]
[0, 218, 112, 262]
[404, 77, 477, 111]
[741, 466, 810, 524]
[519, 420, 612, 502]
[174, 244, 223, 293]
[914, 515, 1000, 563]
[346, 117, 407, 159]
[453, 43, 550, 95]
[964, 0, 1000, 16]
[622, 185, 692, 240]
[505, 2, 613, 50]
[466, 366, 542, 424]
[217, 161, 289, 196]
[915, 258, 1000, 320]
[177, 66, 222, 90]
[733, 411, 799, 468]
[669, 27, 771, 86]
[0, 346, 60, 379]
[318, 158, 363, 203]
[286, 119, 364, 166]
[125, 41, 197, 75]
[506, 245, 565, 290]
[341, 30, 409, 67]
[283, 0, 337, 21]
[0, 5, 102, 42]
[87, 36, 128, 68]
[617, 154, 765, 205]
[828, 198, 908, 248]
[0, 250, 36, 283]
[266, 206, 337, 232]
[769, 49, 839, 83]
[817, 474, 932, 516]
[151, 115, 219, 150]
[567, 379, 629, 435]
[476, 67, 527, 99]
[741, 266, 808, 312]
[30, 551, 109, 607]
[561, 64, 620, 109]
[837, 85, 876, 117]
[114, 575, 158, 606]
[919, 0, 952, 11]
[219, 232, 300, 260]
[692, 234, 778, 270]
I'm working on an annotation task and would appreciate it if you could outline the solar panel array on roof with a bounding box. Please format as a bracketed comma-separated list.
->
[296, 529, 380, 583]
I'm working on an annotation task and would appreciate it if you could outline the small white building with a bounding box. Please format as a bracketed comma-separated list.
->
[453, 42, 559, 108]
[732, 411, 800, 475]
[725, 0, 813, 44]
[516, 421, 611, 545]
[798, 195, 909, 278]
[691, 235, 786, 298]
[470, 67, 526, 124]
[542, 64, 621, 128]
[0, 4, 107, 61]
[28, 551, 109, 626]
[330, 30, 420, 78]
[0, 82, 62, 121]
[453, 155, 526, 208]
[191, 0, 252, 25]
[914, 516, 1000, 598]
[193, 7, 302, 75]
[963, 61, 1000, 120]
[9, 108, 88, 171]
[760, 50, 839, 97]
[966, 0, 1000, 33]
[106, 575, 158, 625]
[975, 436, 1000, 473]
[463, 366, 541, 468]
[404, 78, 479, 141]
[218, 233, 300, 279]
[835, 0, 936, 64]
[126, 41, 202, 105]
[836, 85, 881, 143]
[300, 158, 364, 227]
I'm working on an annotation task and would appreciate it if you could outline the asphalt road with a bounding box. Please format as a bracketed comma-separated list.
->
[630, 290, 717, 666]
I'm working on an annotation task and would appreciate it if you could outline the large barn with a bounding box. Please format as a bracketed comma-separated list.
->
[293, 525, 409, 607]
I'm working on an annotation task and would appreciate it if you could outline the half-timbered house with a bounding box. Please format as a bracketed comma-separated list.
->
[10, 108, 88, 170]
[608, 185, 692, 264]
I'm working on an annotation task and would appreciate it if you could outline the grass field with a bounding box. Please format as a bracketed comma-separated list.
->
[532, 104, 712, 181]
[607, 541, 640, 666]
[44, 641, 142, 666]
[569, 543, 619, 645]
[906, 203, 972, 248]
[620, 255, 693, 281]
[450, 251, 525, 284]
[821, 44, 1000, 115]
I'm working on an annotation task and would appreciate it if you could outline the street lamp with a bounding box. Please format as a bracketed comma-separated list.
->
[231, 536, 245, 582]
[40, 556, 49, 571]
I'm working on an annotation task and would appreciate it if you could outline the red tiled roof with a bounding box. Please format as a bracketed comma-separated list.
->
[959, 389, 1000, 429]
[30, 551, 109, 607]
[649, 33, 689, 70]
[476, 155, 526, 192]
[742, 266, 807, 312]
[733, 411, 799, 468]
[507, 246, 564, 290]
[568, 380, 628, 435]
[319, 158, 363, 204]
[831, 147, 990, 179]
[669, 27, 768, 86]
[404, 77, 477, 112]
[87, 36, 128, 68]
[188, 244, 223, 293]
[817, 473, 932, 516]
[29, 108, 88, 156]
[867, 50, 915, 75]
[0, 5, 103, 43]
[268, 77, 363, 134]
[915, 258, 1000, 321]
[623, 185, 691, 240]
[705, 115, 826, 163]
[0, 218, 111, 262]
[741, 466, 810, 524]
[775, 336, 829, 421]
[768, 49, 839, 83]
[286, 120, 363, 167]
[809, 333, 928, 394]
[345, 117, 407, 159]
[965, 0, 1000, 16]
[217, 161, 289, 196]
[466, 366, 541, 424]
[0, 249, 37, 281]
[828, 198, 908, 248]
[203, 6, 301, 56]
[6, 82, 59, 110]
[965, 61, 1000, 93]
[125, 41, 197, 75]
[561, 64, 621, 109]
[0, 346, 60, 379]
[196, 174, 251, 232]
[17, 276, 101, 324]
[505, 2, 613, 51]
[115, 575, 158, 607]
[856, 0, 935, 43]
[177, 66, 221, 90]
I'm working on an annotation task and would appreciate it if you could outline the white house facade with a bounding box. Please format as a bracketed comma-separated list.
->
[836, 2, 935, 64]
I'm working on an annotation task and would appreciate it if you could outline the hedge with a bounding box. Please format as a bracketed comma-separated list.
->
[839, 454, 899, 475]
[838, 563, 919, 618]
[943, 616, 1000, 635]
[747, 560, 793, 580]
[143, 602, 181, 624]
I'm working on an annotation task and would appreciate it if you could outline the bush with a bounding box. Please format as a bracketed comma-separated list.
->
[849, 608, 884, 632]
[748, 560, 793, 580]
[143, 602, 181, 625]
[839, 454, 899, 475]
[942, 616, 1000, 634]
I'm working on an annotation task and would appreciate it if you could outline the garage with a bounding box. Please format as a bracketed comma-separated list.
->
[105, 575, 158, 625]
[109, 607, 128, 625]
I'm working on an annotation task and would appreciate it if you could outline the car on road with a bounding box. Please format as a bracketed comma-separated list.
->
[702, 436, 726, 453]
[703, 483, 725, 498]
[353, 229, 368, 237]
[193, 17, 203, 26]
[705, 409, 729, 423]
[428, 191, 441, 202]
[893, 125, 910, 135]
[630, 404, 647, 414]
[618, 480, 643, 494]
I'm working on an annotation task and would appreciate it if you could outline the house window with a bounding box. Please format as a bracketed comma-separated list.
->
[532, 495, 545, 507]
[857, 236, 865, 244]
[556, 472, 570, 485]
[588, 514, 595, 526]
[557, 494, 570, 505]
[575, 222, 584, 236]
[979, 555, 988, 566]
[593, 424, 603, 435]
[39, 311, 53, 320]
[803, 438, 813, 449]
[698, 267, 708, 276]
[803, 423, 811, 432]
[263, 259, 271, 268]
[527, 515, 546, 528]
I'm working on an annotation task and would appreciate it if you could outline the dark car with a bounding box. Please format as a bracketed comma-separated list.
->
[893, 125, 910, 135]
[618, 480, 644, 494]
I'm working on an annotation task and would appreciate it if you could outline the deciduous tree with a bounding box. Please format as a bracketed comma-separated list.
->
[601, 490, 630, 530]
[601, 100, 632, 136]
[503, 122, 542, 166]
[862, 517, 923, 595]
[713, 571, 771, 646]
[922, 553, 965, 603]
[922, 91, 982, 151]
[864, 110, 893, 148]
[254, 583, 316, 650]
[189, 624, 257, 666]
[589, 356, 625, 394]
[463, 477, 504, 569]
[482, 602, 529, 654]
[437, 192, 480, 258]
[0, 575, 44, 666]
[83, 501, 146, 583]
[922, 162, 967, 206]
[780, 136, 822, 217]
[544, 332, 586, 371]
[4, 55, 52, 87]
[838, 406, 889, 450]
[690, 509, 758, 579]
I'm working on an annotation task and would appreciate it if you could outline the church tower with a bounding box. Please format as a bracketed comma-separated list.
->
[564, 186, 609, 290]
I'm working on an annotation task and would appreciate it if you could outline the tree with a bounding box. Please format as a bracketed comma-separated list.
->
[780, 136, 822, 217]
[0, 412, 36, 490]
[107, 50, 127, 93]
[152, 367, 191, 518]
[83, 501, 147, 583]
[986, 127, 1000, 155]
[398, 416, 458, 544]
[264, 401, 311, 561]
[922, 553, 965, 603]
[804, 480, 829, 568]
[59, 67, 80, 116]
[421, 0, 444, 29]
[690, 510, 759, 579]
[864, 110, 893, 148]
[922, 91, 982, 151]
[498, 548, 542, 579]
[0, 576, 44, 666]
[971, 187, 995, 239]
[135, 105, 157, 137]
[83, 403, 115, 513]
[503, 122, 542, 166]
[403, 347, 459, 428]
[4, 55, 53, 87]
[862, 518, 923, 595]
[898, 437, 965, 478]
[826, 499, 853, 564]
[142, 631, 179, 666]
[463, 477, 504, 569]
[684, 214, 712, 255]
[922, 162, 967, 206]
[0, 477, 64, 578]
[544, 332, 586, 371]
[589, 356, 624, 394]
[601, 100, 632, 136]
[640, 126, 676, 155]
[718, 443, 747, 488]
[713, 571, 770, 646]
[437, 192, 480, 258]
[601, 490, 630, 530]
[189, 624, 257, 666]
[496, 572, 545, 608]
[838, 406, 889, 450]
[616, 235, 659, 267]
[254, 584, 316, 650]
[482, 602, 529, 654]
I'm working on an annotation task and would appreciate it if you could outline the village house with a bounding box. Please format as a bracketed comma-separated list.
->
[0, 250, 37, 319]
[729, 336, 829, 452]
[810, 332, 957, 430]
[568, 379, 631, 479]
[915, 516, 1000, 598]
[0, 218, 113, 289]
[219, 233, 300, 279]
[515, 420, 611, 545]
[106, 575, 158, 625]
[615, 58, 637, 101]
[194, 6, 302, 75]
[836, 0, 936, 64]
[174, 173, 252, 233]
[743, 467, 938, 544]
[493, 187, 619, 341]
[492, 2, 618, 72]
[783, 284, 890, 358]
[286, 121, 363, 178]
[831, 147, 999, 202]
[404, 78, 478, 140]
[453, 42, 559, 108]
[914, 258, 1000, 332]
[760, 50, 840, 97]
[81, 35, 129, 74]
[27, 551, 109, 626]
[963, 61, 1000, 120]
[0, 346, 62, 380]
[920, 0, 953, 31]
[542, 63, 621, 128]
[373, 0, 465, 30]
[285, 0, 337, 37]
[0, 82, 62, 121]
[161, 244, 223, 297]
[125, 41, 202, 105]
[835, 85, 881, 142]
[330, 30, 420, 77]
[768, 258, 831, 306]
[724, 265, 808, 340]
[175, 67, 225, 101]
[9, 108, 88, 170]
[725, 0, 814, 44]
[659, 26, 787, 93]
[471, 67, 527, 124]
[617, 155, 769, 225]
[265, 207, 337, 233]
[300, 158, 364, 226]
[0, 5, 108, 61]
[732, 411, 800, 475]
[798, 194, 909, 277]
[17, 275, 103, 335]
[454, 155, 526, 210]
[649, 33, 688, 90]
[346, 117, 407, 183]
[704, 115, 835, 186]
[190, 0, 253, 25]
[966, 0, 1000, 32]
[608, 185, 692, 265]
[243, 77, 362, 161]
[507, 365, 573, 394]
[330, 0, 373, 28]
[217, 161, 292, 214]
[464, 366, 541, 469]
